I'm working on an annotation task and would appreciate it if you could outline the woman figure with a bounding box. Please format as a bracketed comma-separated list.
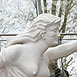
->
[0, 13, 77, 77]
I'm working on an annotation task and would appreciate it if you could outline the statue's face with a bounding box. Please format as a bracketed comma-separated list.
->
[43, 25, 60, 47]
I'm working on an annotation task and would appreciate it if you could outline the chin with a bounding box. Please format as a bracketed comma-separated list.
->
[54, 41, 58, 45]
[50, 41, 58, 46]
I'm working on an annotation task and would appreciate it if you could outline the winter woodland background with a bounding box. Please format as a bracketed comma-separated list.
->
[0, 0, 77, 76]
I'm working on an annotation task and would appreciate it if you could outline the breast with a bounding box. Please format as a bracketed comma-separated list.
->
[15, 55, 50, 77]
[15, 58, 40, 77]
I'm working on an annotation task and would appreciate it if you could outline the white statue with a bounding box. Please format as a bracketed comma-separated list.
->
[0, 13, 77, 77]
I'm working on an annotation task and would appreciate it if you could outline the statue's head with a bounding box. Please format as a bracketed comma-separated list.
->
[27, 13, 61, 46]
[6, 13, 60, 47]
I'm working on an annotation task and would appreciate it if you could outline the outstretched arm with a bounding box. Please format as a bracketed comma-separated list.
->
[44, 40, 77, 61]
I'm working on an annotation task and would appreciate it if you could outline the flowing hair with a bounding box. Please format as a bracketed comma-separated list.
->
[6, 13, 60, 47]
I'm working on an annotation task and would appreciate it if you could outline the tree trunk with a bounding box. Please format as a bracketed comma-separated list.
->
[43, 0, 47, 13]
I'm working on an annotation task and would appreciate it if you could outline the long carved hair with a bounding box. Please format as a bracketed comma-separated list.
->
[6, 13, 60, 47]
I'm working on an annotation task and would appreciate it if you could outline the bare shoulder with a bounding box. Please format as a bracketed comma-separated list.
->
[5, 44, 23, 54]
[2, 44, 23, 64]
[44, 48, 55, 57]
[43, 48, 53, 64]
[43, 47, 58, 62]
